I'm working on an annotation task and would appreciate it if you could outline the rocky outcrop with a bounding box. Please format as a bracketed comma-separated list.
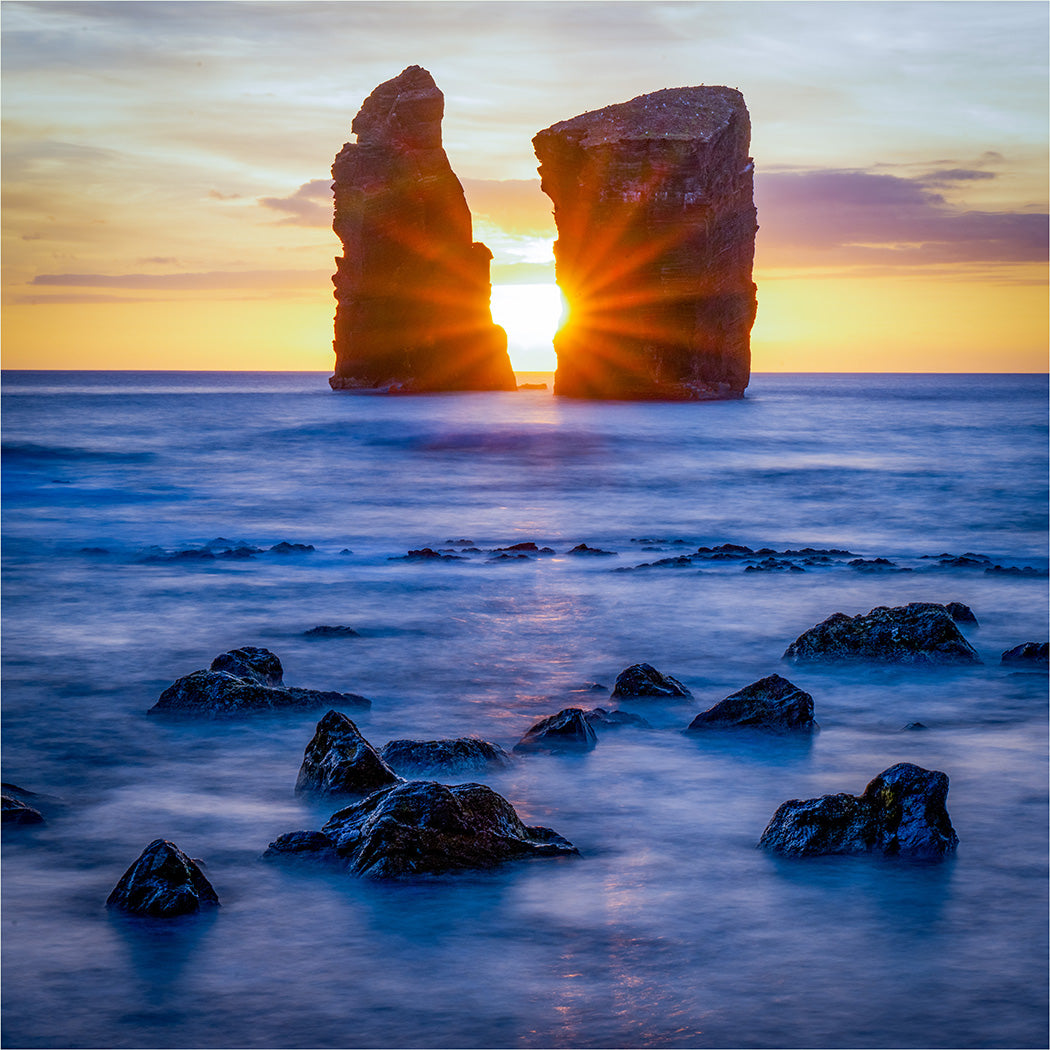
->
[513, 708, 597, 753]
[265, 780, 578, 878]
[1001, 642, 1049, 665]
[296, 710, 401, 796]
[782, 603, 981, 665]
[533, 86, 756, 400]
[106, 839, 220, 917]
[329, 66, 515, 393]
[686, 674, 816, 732]
[149, 648, 371, 717]
[379, 737, 512, 775]
[758, 763, 958, 859]
[610, 663, 692, 699]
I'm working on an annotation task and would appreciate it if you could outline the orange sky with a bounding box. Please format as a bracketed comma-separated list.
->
[2, 1, 1047, 374]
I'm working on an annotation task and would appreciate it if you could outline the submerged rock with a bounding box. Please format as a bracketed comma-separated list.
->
[686, 674, 817, 732]
[1001, 642, 1049, 665]
[379, 737, 512, 775]
[296, 710, 401, 796]
[266, 780, 578, 878]
[304, 625, 360, 637]
[758, 762, 958, 859]
[611, 663, 692, 699]
[106, 839, 220, 917]
[534, 86, 756, 400]
[329, 65, 515, 393]
[782, 603, 981, 665]
[583, 707, 651, 730]
[513, 708, 597, 753]
[149, 648, 371, 717]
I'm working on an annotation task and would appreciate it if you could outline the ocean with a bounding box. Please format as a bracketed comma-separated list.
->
[2, 370, 1047, 1050]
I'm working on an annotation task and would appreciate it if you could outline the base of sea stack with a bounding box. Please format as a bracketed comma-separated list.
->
[553, 375, 746, 401]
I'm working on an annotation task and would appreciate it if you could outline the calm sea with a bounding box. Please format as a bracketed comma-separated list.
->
[2, 371, 1047, 1049]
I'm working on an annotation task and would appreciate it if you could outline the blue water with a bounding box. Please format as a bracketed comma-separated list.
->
[2, 371, 1047, 1049]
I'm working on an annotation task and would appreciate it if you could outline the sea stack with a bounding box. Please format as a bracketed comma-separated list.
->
[534, 86, 757, 400]
[329, 66, 516, 393]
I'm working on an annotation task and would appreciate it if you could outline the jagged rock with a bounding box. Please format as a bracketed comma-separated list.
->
[566, 543, 616, 556]
[329, 66, 515, 393]
[744, 557, 804, 573]
[149, 648, 371, 717]
[266, 780, 577, 878]
[611, 663, 692, 699]
[758, 762, 958, 859]
[583, 707, 651, 730]
[304, 625, 360, 637]
[1001, 642, 1049, 665]
[782, 603, 981, 665]
[944, 602, 978, 625]
[2, 795, 44, 825]
[106, 839, 220, 917]
[534, 87, 756, 400]
[686, 674, 816, 732]
[379, 737, 512, 775]
[296, 710, 401, 796]
[513, 708, 597, 753]
[903, 722, 928, 731]
[268, 541, 315, 554]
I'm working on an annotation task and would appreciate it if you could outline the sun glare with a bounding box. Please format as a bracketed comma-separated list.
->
[490, 283, 565, 372]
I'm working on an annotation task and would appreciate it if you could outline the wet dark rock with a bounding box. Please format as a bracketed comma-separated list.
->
[78, 546, 110, 555]
[304, 625, 360, 637]
[566, 543, 617, 556]
[782, 603, 981, 665]
[1001, 642, 1049, 665]
[391, 547, 464, 562]
[513, 708, 597, 753]
[296, 710, 401, 796]
[489, 553, 531, 561]
[106, 839, 220, 917]
[446, 538, 474, 545]
[534, 86, 756, 400]
[330, 66, 515, 393]
[848, 557, 911, 573]
[263, 830, 340, 862]
[583, 707, 652, 730]
[150, 648, 371, 717]
[2, 795, 45, 825]
[493, 542, 547, 553]
[267, 780, 577, 878]
[758, 762, 958, 859]
[697, 543, 754, 557]
[744, 557, 805, 573]
[379, 737, 512, 775]
[782, 547, 855, 557]
[217, 546, 257, 559]
[985, 564, 1048, 577]
[944, 602, 978, 625]
[937, 555, 988, 568]
[611, 663, 692, 699]
[268, 542, 315, 554]
[614, 554, 697, 572]
[903, 722, 928, 731]
[686, 674, 817, 732]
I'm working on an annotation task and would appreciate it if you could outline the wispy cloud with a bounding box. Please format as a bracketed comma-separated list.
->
[30, 269, 329, 291]
[258, 180, 333, 226]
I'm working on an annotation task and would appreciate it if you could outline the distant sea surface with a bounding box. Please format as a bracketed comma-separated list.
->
[3, 370, 1047, 1050]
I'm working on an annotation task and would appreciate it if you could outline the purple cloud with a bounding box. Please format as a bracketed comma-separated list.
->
[258, 180, 333, 226]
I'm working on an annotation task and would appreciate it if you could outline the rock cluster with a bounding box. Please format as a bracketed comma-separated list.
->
[106, 839, 220, 917]
[759, 763, 958, 859]
[782, 603, 981, 665]
[267, 780, 578, 878]
[329, 66, 515, 393]
[533, 86, 757, 400]
[149, 648, 371, 717]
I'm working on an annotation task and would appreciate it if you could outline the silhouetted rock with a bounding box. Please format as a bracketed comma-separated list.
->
[265, 781, 578, 877]
[759, 762, 958, 859]
[513, 708, 597, 753]
[304, 625, 360, 637]
[782, 603, 981, 665]
[379, 737, 512, 775]
[744, 557, 804, 573]
[2, 795, 44, 825]
[329, 66, 515, 393]
[985, 564, 1048, 577]
[583, 707, 651, 730]
[566, 543, 617, 556]
[534, 86, 756, 400]
[150, 648, 371, 717]
[611, 663, 692, 699]
[944, 602, 978, 625]
[902, 722, 928, 731]
[686, 674, 816, 732]
[106, 839, 219, 917]
[1001, 642, 1049, 665]
[296, 710, 401, 796]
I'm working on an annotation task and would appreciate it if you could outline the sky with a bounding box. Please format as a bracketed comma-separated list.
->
[2, 0, 1047, 373]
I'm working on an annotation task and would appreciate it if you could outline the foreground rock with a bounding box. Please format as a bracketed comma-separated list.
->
[759, 763, 958, 859]
[329, 65, 515, 393]
[2, 794, 45, 825]
[686, 674, 817, 732]
[149, 647, 371, 717]
[296, 710, 401, 796]
[266, 780, 578, 878]
[611, 663, 692, 699]
[106, 839, 220, 917]
[514, 708, 597, 753]
[782, 603, 981, 665]
[380, 737, 512, 775]
[534, 86, 756, 400]
[1001, 642, 1049, 665]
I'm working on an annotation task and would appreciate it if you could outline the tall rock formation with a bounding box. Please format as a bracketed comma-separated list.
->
[533, 86, 757, 400]
[329, 66, 516, 392]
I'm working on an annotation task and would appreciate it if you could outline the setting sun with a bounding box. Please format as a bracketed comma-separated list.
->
[489, 283, 566, 371]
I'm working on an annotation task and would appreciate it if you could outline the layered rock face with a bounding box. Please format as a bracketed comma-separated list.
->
[330, 66, 516, 393]
[533, 86, 757, 400]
